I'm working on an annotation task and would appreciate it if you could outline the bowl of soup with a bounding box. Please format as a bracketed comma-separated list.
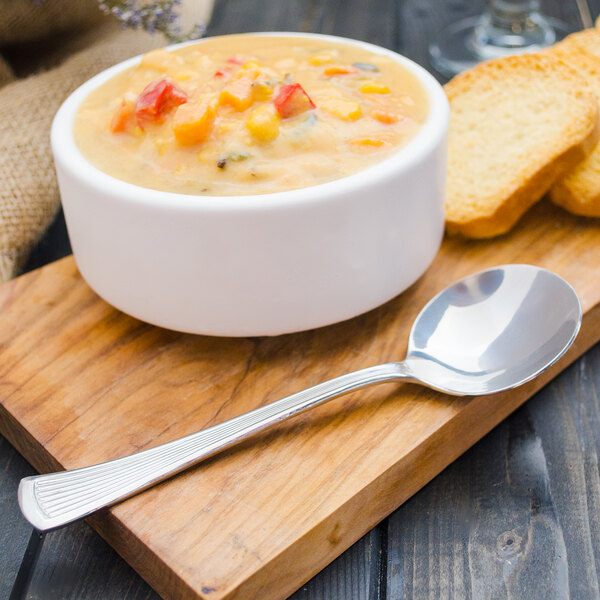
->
[52, 32, 448, 336]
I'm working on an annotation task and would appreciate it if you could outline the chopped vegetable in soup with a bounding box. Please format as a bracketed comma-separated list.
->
[74, 35, 428, 196]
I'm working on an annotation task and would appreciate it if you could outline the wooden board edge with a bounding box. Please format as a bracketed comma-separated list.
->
[0, 403, 64, 476]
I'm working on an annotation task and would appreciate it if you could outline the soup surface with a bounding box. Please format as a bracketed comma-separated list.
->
[74, 34, 428, 196]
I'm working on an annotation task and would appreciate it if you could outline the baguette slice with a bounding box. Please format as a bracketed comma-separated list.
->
[555, 28, 600, 57]
[548, 37, 600, 216]
[444, 53, 598, 238]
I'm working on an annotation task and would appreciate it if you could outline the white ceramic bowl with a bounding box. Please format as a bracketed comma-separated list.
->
[52, 32, 449, 337]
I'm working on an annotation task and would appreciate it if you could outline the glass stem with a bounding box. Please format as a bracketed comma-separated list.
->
[488, 0, 540, 31]
[428, 0, 572, 77]
[474, 0, 555, 56]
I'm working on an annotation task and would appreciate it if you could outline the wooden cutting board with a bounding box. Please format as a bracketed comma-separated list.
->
[1, 200, 599, 600]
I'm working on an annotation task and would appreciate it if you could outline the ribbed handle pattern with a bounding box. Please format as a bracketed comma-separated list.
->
[19, 362, 412, 531]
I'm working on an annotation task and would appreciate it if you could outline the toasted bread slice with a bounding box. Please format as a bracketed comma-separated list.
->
[444, 53, 598, 238]
[548, 38, 600, 216]
[555, 28, 600, 57]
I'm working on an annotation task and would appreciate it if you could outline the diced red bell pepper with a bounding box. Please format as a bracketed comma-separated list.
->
[135, 79, 188, 127]
[214, 67, 232, 78]
[273, 83, 315, 118]
[226, 57, 244, 65]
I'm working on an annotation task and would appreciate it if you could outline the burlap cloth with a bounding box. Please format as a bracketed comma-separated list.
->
[0, 0, 212, 281]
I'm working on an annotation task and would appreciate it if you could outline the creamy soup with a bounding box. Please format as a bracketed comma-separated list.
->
[74, 34, 429, 196]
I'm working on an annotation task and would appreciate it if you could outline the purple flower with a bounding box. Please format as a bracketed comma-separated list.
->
[95, 0, 205, 42]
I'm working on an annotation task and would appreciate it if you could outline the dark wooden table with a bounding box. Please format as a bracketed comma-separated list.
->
[3, 0, 600, 598]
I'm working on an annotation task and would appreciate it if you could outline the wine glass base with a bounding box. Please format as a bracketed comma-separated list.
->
[429, 15, 573, 79]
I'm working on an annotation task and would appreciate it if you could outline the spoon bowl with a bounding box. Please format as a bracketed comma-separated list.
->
[404, 264, 582, 395]
[18, 264, 581, 531]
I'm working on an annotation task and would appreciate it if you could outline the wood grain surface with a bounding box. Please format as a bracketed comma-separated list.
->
[1, 198, 600, 600]
[4, 1, 600, 599]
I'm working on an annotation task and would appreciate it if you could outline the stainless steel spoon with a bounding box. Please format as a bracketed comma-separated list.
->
[18, 264, 582, 531]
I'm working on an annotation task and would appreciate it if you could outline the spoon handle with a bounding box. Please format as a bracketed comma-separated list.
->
[19, 361, 412, 531]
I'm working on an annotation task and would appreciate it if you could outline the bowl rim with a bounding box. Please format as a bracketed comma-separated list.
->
[52, 31, 449, 212]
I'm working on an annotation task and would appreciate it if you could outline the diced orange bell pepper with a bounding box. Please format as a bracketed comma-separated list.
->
[371, 109, 400, 124]
[135, 79, 188, 128]
[351, 137, 386, 147]
[273, 83, 316, 118]
[323, 65, 357, 76]
[110, 94, 136, 133]
[172, 102, 216, 146]
[350, 137, 390, 150]
[219, 77, 256, 111]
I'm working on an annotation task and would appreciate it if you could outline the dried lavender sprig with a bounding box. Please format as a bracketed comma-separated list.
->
[97, 0, 206, 43]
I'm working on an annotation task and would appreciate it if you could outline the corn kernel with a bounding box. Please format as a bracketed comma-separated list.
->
[172, 69, 196, 81]
[231, 68, 260, 82]
[154, 138, 172, 155]
[360, 81, 390, 94]
[351, 137, 387, 148]
[251, 81, 274, 101]
[245, 105, 280, 142]
[308, 54, 333, 66]
[319, 97, 362, 121]
[243, 60, 262, 69]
